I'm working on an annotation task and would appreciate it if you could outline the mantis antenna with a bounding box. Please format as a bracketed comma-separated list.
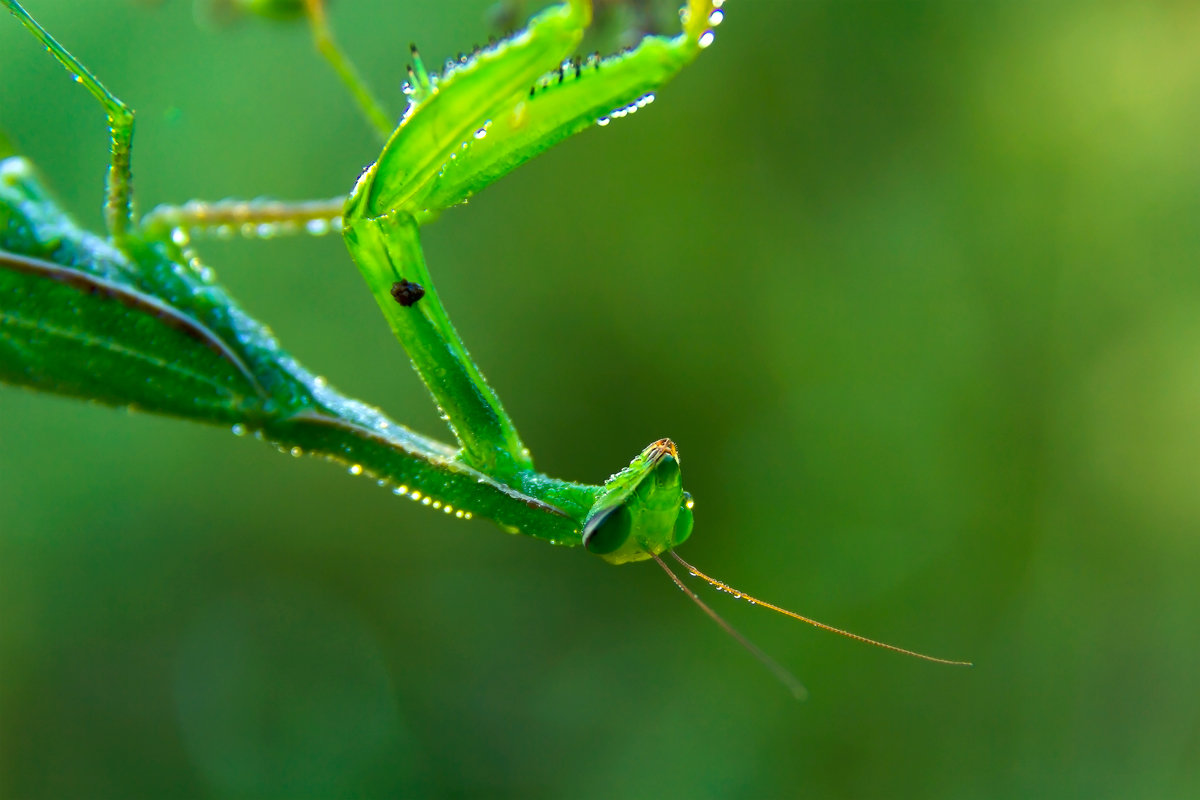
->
[668, 550, 974, 667]
[651, 553, 808, 699]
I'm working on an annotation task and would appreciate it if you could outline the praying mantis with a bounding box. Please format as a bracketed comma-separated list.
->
[0, 0, 969, 696]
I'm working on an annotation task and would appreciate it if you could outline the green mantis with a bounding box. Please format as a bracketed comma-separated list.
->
[0, 0, 968, 695]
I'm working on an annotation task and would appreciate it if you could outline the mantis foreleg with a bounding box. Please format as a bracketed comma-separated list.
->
[344, 212, 533, 479]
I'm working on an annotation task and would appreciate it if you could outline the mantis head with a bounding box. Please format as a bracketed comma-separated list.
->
[582, 438, 694, 565]
[583, 440, 971, 698]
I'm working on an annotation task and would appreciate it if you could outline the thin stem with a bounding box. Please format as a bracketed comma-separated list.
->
[303, 0, 393, 140]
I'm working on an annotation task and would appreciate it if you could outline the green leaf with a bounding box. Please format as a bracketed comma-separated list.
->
[1, 156, 266, 421]
[0, 249, 264, 421]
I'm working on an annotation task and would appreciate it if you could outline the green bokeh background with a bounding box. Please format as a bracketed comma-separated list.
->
[3, 0, 1199, 796]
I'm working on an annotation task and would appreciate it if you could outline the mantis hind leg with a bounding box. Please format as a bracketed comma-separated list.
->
[140, 196, 348, 243]
[1, 0, 135, 242]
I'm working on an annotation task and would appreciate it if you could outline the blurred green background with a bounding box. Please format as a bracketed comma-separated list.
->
[2, 0, 1199, 797]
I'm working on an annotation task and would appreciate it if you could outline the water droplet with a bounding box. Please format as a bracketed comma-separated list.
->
[349, 464, 363, 476]
[474, 127, 488, 140]
[596, 116, 610, 127]
[256, 223, 277, 239]
[313, 375, 328, 389]
[171, 228, 189, 246]
[422, 496, 432, 506]
[394, 485, 408, 495]
[290, 446, 303, 457]
[698, 30, 716, 48]
[231, 423, 246, 437]
[305, 218, 330, 236]
[708, 9, 724, 26]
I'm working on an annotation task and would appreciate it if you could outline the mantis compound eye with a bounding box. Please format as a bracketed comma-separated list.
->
[672, 494, 694, 547]
[582, 503, 633, 556]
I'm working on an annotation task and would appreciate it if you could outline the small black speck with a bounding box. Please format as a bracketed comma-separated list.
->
[391, 279, 425, 307]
